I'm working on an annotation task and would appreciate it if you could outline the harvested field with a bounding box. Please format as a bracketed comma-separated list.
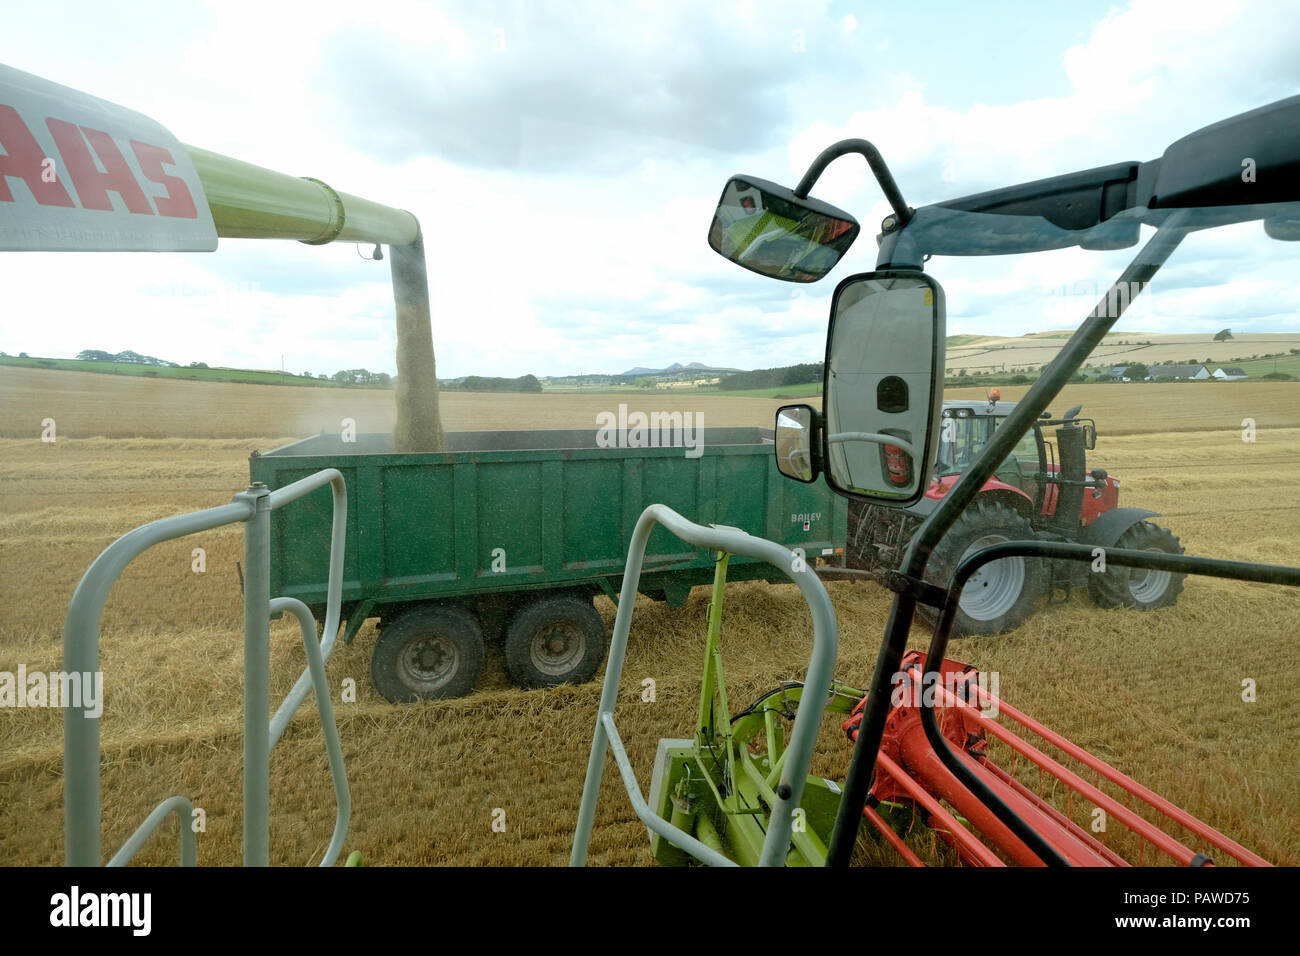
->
[0, 366, 805, 439]
[1, 370, 1298, 866]
[945, 331, 1300, 374]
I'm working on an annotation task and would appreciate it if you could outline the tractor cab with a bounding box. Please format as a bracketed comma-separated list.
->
[935, 400, 1022, 478]
[935, 399, 1111, 528]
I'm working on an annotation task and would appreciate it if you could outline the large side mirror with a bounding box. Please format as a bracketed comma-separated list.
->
[821, 270, 945, 506]
[708, 175, 859, 282]
[775, 405, 819, 482]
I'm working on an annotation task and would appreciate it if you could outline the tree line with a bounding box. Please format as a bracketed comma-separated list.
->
[441, 374, 543, 393]
[717, 362, 822, 391]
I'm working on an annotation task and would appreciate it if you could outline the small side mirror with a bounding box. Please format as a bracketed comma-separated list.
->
[822, 270, 945, 506]
[775, 405, 819, 482]
[708, 175, 859, 282]
[1083, 423, 1097, 450]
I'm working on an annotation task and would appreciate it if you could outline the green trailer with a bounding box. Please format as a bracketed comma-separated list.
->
[249, 426, 847, 700]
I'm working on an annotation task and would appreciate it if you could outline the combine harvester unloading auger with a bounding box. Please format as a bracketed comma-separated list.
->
[573, 94, 1300, 867]
[0, 62, 444, 453]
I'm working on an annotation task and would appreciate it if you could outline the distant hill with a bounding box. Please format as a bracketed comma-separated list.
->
[620, 362, 741, 376]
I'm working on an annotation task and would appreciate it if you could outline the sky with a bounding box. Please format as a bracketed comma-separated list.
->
[2, 0, 1299, 379]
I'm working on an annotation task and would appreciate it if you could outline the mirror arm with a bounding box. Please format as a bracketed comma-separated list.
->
[824, 213, 1193, 868]
[793, 139, 913, 231]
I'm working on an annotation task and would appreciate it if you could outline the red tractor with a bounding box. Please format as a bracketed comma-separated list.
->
[848, 392, 1185, 635]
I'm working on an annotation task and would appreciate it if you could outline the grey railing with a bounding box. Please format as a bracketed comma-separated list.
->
[63, 471, 349, 866]
[570, 504, 839, 867]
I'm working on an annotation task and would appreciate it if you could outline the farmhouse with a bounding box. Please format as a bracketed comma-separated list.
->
[1145, 364, 1211, 380]
[1213, 367, 1249, 380]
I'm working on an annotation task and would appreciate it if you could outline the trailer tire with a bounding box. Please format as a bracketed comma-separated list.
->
[1087, 521, 1185, 611]
[504, 595, 609, 689]
[370, 605, 485, 702]
[918, 499, 1044, 636]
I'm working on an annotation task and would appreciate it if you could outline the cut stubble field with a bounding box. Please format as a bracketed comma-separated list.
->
[1, 369, 1298, 866]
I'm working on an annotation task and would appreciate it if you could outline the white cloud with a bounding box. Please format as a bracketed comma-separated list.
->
[2, 0, 1298, 381]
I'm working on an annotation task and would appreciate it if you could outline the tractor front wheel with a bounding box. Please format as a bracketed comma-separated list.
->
[1087, 521, 1186, 611]
[920, 499, 1044, 636]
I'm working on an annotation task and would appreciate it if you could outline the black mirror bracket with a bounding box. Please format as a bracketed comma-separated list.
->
[794, 139, 913, 232]
[880, 569, 948, 608]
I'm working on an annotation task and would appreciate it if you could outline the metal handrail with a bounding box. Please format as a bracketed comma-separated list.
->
[270, 598, 350, 867]
[570, 504, 839, 867]
[106, 796, 198, 867]
[63, 470, 348, 866]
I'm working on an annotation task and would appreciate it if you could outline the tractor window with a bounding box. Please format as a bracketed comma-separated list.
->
[936, 414, 991, 475]
[996, 418, 1038, 464]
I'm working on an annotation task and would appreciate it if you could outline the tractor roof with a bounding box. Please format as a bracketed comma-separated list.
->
[942, 400, 1018, 417]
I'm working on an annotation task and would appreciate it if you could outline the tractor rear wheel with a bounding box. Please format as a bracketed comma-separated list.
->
[919, 499, 1044, 636]
[1087, 521, 1186, 610]
[504, 594, 609, 689]
[370, 605, 485, 702]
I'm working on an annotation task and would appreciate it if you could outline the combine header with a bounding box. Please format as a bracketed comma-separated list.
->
[843, 650, 1269, 867]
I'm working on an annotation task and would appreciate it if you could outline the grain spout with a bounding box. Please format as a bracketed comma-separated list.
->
[390, 231, 445, 452]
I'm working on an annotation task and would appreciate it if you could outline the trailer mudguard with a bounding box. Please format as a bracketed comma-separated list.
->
[341, 600, 377, 644]
[1078, 507, 1158, 548]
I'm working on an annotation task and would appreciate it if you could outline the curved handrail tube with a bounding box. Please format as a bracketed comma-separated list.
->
[63, 468, 349, 867]
[598, 713, 736, 868]
[268, 470, 347, 748]
[571, 504, 838, 867]
[107, 795, 197, 867]
[269, 598, 351, 867]
[63, 500, 254, 866]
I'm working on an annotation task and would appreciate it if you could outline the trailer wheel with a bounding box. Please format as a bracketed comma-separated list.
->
[1087, 521, 1186, 611]
[370, 605, 485, 702]
[919, 499, 1044, 636]
[504, 595, 608, 689]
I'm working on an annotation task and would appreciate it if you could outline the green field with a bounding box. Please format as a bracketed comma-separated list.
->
[1223, 353, 1300, 378]
[0, 354, 364, 388]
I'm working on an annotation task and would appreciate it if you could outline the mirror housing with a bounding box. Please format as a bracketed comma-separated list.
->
[774, 405, 819, 482]
[821, 270, 945, 506]
[708, 175, 859, 282]
[1083, 422, 1097, 450]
